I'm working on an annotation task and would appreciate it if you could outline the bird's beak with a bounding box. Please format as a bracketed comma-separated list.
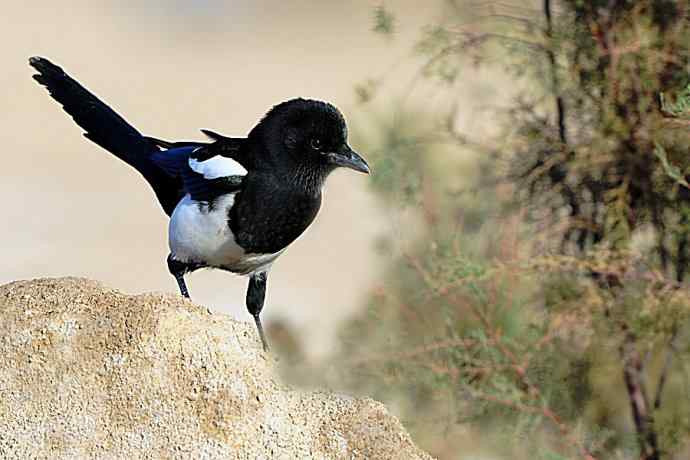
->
[326, 145, 370, 174]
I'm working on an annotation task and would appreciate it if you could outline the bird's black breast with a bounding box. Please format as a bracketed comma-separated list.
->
[228, 173, 322, 254]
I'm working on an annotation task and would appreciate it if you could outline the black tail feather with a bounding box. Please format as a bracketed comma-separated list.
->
[29, 56, 182, 215]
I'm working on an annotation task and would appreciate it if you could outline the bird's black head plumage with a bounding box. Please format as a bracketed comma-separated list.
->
[248, 98, 369, 192]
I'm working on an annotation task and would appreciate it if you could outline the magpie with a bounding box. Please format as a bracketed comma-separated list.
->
[29, 57, 370, 351]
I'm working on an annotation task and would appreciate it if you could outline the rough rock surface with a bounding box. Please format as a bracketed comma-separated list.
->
[0, 277, 432, 460]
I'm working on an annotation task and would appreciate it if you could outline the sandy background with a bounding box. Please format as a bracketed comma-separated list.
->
[1, 0, 446, 356]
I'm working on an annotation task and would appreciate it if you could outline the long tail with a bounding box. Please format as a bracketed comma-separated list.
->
[29, 56, 181, 215]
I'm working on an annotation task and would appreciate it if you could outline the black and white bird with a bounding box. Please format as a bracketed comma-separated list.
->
[29, 57, 369, 351]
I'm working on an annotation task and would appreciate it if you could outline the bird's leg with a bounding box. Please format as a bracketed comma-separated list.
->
[167, 254, 191, 298]
[246, 271, 269, 351]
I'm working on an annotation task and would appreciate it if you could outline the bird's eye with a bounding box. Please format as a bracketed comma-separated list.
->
[310, 138, 321, 150]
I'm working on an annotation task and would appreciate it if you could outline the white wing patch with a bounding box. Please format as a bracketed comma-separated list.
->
[188, 155, 247, 179]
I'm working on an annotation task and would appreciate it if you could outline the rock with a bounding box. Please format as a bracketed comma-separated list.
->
[0, 277, 432, 460]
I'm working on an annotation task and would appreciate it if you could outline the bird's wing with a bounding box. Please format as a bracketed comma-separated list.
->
[143, 136, 208, 150]
[146, 128, 235, 149]
[151, 138, 248, 203]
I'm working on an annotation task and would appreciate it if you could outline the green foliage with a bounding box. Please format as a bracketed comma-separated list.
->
[372, 4, 395, 36]
[354, 78, 380, 104]
[277, 2, 690, 459]
[656, 82, 690, 189]
[512, 1, 690, 258]
[660, 83, 690, 117]
[415, 25, 462, 83]
[653, 142, 690, 189]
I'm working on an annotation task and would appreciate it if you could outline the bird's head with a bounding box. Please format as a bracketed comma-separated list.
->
[250, 98, 370, 181]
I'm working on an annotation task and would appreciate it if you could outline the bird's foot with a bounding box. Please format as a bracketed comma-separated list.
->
[253, 314, 270, 352]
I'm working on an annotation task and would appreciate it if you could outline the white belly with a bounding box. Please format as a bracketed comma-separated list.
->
[169, 194, 283, 274]
[169, 194, 244, 266]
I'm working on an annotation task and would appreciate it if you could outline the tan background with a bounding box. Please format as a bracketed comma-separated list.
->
[1, 1, 447, 357]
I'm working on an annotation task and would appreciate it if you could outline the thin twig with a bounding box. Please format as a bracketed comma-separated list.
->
[653, 328, 678, 411]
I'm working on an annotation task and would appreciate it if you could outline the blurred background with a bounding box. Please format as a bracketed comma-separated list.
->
[4, 1, 690, 459]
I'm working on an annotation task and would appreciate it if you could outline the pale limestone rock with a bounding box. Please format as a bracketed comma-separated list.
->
[0, 277, 432, 460]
